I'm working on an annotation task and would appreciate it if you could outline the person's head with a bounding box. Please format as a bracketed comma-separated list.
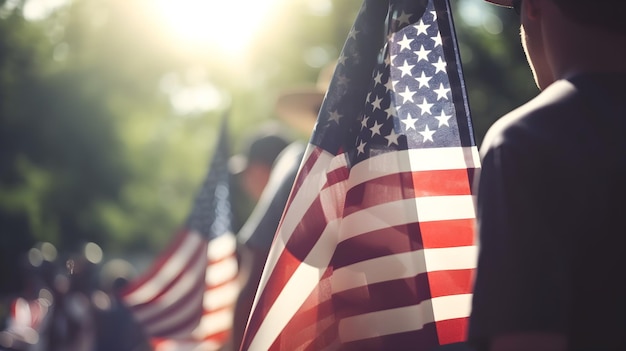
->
[485, 0, 626, 89]
[274, 62, 335, 137]
[230, 126, 291, 201]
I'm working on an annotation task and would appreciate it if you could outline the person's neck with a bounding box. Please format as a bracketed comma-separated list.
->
[550, 26, 626, 81]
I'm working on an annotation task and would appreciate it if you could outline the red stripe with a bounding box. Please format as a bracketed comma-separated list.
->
[241, 250, 314, 350]
[332, 275, 433, 318]
[419, 219, 475, 249]
[338, 323, 440, 351]
[343, 169, 473, 217]
[243, 152, 350, 345]
[205, 253, 238, 289]
[411, 168, 473, 197]
[202, 330, 230, 344]
[127, 237, 207, 311]
[333, 218, 473, 268]
[332, 222, 423, 268]
[427, 269, 474, 299]
[121, 229, 193, 295]
[267, 269, 335, 351]
[138, 277, 205, 336]
[435, 317, 469, 345]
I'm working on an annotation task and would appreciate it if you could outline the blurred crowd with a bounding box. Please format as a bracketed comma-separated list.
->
[0, 242, 151, 351]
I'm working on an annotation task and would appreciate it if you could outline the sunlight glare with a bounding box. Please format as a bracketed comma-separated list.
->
[153, 0, 286, 55]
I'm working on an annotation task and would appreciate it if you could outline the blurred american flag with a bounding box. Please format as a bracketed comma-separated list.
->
[121, 119, 239, 351]
[240, 0, 480, 350]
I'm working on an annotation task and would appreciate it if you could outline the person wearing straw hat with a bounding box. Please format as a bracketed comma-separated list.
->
[469, 1, 626, 351]
[230, 63, 333, 350]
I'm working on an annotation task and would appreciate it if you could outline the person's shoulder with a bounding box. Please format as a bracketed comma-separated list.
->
[480, 79, 579, 153]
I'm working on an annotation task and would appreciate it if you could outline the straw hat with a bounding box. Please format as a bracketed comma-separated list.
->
[274, 62, 336, 135]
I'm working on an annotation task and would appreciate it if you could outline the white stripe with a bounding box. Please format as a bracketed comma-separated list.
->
[205, 255, 238, 287]
[191, 308, 234, 339]
[338, 294, 472, 342]
[133, 252, 206, 323]
[425, 246, 477, 272]
[331, 246, 477, 293]
[207, 232, 237, 262]
[203, 280, 239, 311]
[340, 195, 476, 242]
[123, 232, 204, 306]
[143, 283, 204, 335]
[432, 293, 473, 322]
[349, 147, 480, 186]
[246, 219, 340, 351]
[254, 149, 341, 302]
[155, 340, 222, 351]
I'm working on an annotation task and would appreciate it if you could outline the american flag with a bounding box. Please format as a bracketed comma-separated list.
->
[121, 119, 239, 351]
[240, 0, 479, 350]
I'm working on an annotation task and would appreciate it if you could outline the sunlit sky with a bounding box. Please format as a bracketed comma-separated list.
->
[13, 0, 501, 115]
[152, 0, 288, 55]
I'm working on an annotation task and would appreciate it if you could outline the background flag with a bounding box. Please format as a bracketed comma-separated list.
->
[240, 0, 480, 349]
[121, 118, 239, 351]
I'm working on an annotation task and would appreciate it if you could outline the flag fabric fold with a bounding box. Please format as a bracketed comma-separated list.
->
[241, 0, 480, 350]
[121, 118, 239, 351]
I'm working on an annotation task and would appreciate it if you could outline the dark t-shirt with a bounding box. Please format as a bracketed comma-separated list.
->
[468, 73, 626, 350]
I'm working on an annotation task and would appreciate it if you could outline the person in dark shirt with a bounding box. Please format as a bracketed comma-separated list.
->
[469, 1, 626, 350]
[230, 63, 333, 350]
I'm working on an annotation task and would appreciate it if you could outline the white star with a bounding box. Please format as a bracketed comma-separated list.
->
[361, 115, 370, 130]
[431, 10, 437, 20]
[402, 113, 418, 131]
[434, 83, 451, 100]
[329, 110, 342, 124]
[415, 19, 430, 35]
[414, 45, 431, 62]
[398, 86, 416, 104]
[435, 110, 452, 127]
[389, 53, 397, 65]
[419, 125, 436, 142]
[337, 74, 350, 86]
[373, 71, 383, 85]
[371, 96, 383, 110]
[370, 121, 383, 136]
[431, 32, 442, 47]
[432, 57, 447, 73]
[398, 60, 415, 77]
[385, 129, 400, 146]
[415, 71, 432, 88]
[348, 28, 359, 40]
[384, 78, 393, 92]
[384, 105, 396, 119]
[338, 54, 347, 65]
[356, 139, 366, 155]
[417, 98, 434, 115]
[396, 11, 412, 26]
[397, 34, 413, 51]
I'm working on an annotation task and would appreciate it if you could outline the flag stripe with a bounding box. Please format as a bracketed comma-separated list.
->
[332, 218, 475, 267]
[244, 219, 341, 351]
[129, 239, 207, 320]
[122, 118, 237, 350]
[123, 231, 206, 306]
[331, 246, 476, 294]
[242, 0, 479, 349]
[253, 149, 345, 302]
[340, 196, 476, 242]
[337, 294, 472, 342]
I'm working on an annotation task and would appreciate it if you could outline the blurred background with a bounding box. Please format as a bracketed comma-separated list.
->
[0, 0, 535, 303]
